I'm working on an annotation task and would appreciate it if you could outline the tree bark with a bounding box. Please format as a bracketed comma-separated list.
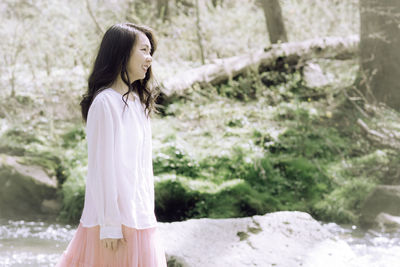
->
[359, 0, 400, 111]
[259, 0, 288, 44]
[160, 35, 359, 98]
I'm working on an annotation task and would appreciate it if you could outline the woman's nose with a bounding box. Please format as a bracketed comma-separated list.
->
[146, 55, 152, 63]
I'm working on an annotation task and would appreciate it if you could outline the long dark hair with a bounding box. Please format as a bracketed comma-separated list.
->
[80, 22, 160, 123]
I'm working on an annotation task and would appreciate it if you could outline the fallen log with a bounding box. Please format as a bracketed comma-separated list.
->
[356, 118, 400, 150]
[160, 35, 359, 99]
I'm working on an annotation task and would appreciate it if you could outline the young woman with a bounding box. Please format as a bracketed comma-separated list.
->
[56, 22, 167, 266]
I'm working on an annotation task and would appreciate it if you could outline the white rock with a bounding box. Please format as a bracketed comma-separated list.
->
[157, 211, 359, 267]
[375, 212, 400, 232]
[303, 62, 332, 88]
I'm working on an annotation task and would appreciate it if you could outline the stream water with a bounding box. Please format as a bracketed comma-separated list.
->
[321, 222, 400, 266]
[0, 216, 399, 266]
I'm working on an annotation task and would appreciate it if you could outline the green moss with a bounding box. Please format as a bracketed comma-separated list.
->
[155, 179, 201, 221]
[314, 178, 376, 224]
[237, 231, 249, 241]
[247, 225, 262, 234]
[215, 68, 263, 101]
[153, 141, 201, 177]
[269, 107, 350, 161]
[154, 174, 277, 221]
[20, 151, 63, 185]
[58, 168, 86, 223]
[60, 126, 85, 149]
[200, 181, 273, 218]
[2, 127, 43, 145]
[313, 148, 399, 224]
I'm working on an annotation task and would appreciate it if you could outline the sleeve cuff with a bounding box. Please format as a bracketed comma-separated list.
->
[100, 225, 123, 240]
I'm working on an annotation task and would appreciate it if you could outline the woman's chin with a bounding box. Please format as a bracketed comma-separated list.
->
[131, 72, 146, 81]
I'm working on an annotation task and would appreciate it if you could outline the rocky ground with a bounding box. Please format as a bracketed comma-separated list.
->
[157, 211, 360, 267]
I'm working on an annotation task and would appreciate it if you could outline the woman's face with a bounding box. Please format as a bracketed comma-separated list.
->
[127, 32, 153, 82]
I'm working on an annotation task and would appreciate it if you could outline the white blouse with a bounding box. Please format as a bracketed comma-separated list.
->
[79, 87, 158, 240]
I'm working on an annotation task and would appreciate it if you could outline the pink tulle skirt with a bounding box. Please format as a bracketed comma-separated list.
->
[56, 222, 167, 267]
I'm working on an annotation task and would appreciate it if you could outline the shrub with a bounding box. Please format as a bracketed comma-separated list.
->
[153, 141, 201, 177]
[58, 168, 86, 223]
[155, 179, 201, 221]
[61, 126, 85, 149]
[313, 178, 375, 223]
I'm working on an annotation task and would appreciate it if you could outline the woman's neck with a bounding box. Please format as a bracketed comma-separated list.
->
[110, 76, 130, 95]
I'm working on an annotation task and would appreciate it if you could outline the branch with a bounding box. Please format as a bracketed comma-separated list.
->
[85, 0, 103, 35]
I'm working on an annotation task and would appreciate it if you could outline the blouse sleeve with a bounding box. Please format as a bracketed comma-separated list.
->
[86, 96, 123, 240]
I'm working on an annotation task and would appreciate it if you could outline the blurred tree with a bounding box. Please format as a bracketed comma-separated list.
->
[259, 0, 287, 44]
[124, 0, 141, 23]
[195, 0, 205, 64]
[157, 0, 170, 22]
[211, 0, 223, 8]
[359, 0, 400, 111]
[2, 22, 24, 97]
[85, 0, 103, 34]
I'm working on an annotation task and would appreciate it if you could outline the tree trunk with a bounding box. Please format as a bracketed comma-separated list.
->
[359, 0, 400, 111]
[161, 35, 359, 98]
[195, 0, 205, 64]
[125, 0, 140, 24]
[259, 0, 288, 44]
[157, 0, 170, 22]
[211, 0, 223, 8]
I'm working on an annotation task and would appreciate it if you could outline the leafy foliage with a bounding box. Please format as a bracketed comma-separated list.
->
[153, 141, 201, 177]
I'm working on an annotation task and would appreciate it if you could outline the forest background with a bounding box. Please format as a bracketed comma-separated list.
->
[0, 0, 399, 228]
